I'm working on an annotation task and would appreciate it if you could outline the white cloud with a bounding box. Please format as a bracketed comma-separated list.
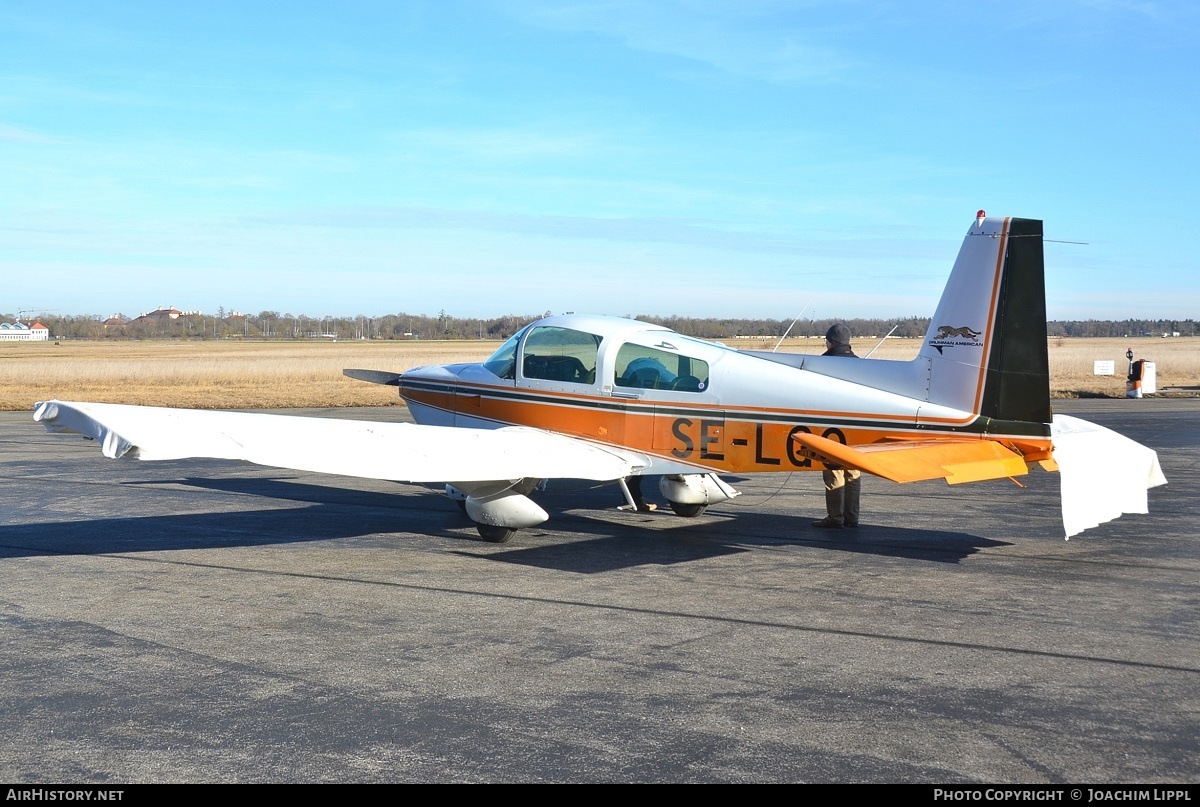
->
[501, 0, 856, 84]
[0, 122, 61, 143]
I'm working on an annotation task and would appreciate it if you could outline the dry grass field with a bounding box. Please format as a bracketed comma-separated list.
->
[744, 335, 1200, 398]
[0, 341, 495, 410]
[2, 336, 1196, 411]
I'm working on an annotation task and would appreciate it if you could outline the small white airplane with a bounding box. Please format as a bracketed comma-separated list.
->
[35, 212, 1166, 542]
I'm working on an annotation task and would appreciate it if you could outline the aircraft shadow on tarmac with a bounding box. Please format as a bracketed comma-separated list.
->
[0, 475, 1008, 570]
[471, 511, 1012, 572]
[175, 475, 1013, 568]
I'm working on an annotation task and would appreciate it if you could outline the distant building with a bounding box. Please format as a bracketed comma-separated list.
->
[131, 306, 190, 324]
[0, 321, 50, 341]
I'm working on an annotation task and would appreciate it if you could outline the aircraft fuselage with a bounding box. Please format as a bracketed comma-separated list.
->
[396, 313, 1052, 478]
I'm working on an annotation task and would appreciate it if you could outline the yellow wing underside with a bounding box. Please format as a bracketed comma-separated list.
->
[791, 432, 1051, 485]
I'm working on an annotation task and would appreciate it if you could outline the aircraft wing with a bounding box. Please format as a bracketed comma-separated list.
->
[33, 400, 639, 484]
[792, 416, 1167, 538]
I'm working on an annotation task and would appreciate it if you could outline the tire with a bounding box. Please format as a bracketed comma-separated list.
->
[476, 524, 516, 543]
[668, 501, 707, 518]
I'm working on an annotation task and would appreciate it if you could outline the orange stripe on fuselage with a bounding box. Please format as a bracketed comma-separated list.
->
[400, 380, 1051, 475]
[445, 377, 1005, 429]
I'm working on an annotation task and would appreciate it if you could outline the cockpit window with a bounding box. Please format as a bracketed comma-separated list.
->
[615, 343, 709, 392]
[483, 329, 523, 379]
[522, 326, 600, 384]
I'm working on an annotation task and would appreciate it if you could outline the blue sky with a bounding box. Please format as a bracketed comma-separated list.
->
[2, 1, 1197, 321]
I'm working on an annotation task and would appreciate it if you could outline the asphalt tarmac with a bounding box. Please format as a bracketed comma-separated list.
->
[0, 398, 1196, 783]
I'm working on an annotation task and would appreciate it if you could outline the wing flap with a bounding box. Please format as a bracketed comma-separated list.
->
[791, 432, 1030, 484]
[34, 400, 637, 484]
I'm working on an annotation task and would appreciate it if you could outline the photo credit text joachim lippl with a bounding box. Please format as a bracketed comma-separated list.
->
[933, 791, 1192, 803]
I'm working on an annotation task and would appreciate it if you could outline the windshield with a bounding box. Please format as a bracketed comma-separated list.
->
[483, 329, 524, 379]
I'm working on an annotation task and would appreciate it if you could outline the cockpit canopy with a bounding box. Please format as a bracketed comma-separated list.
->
[482, 317, 712, 393]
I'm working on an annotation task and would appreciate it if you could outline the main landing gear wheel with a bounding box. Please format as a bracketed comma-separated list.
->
[668, 501, 707, 518]
[476, 524, 517, 543]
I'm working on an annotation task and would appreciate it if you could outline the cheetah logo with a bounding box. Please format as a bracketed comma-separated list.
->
[929, 324, 983, 354]
[934, 325, 982, 341]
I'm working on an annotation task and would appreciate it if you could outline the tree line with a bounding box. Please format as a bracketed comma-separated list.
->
[4, 311, 1195, 341]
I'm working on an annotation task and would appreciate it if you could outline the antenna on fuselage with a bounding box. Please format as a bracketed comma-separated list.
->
[863, 324, 900, 358]
[771, 304, 809, 353]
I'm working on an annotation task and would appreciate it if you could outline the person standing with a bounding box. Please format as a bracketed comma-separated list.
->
[620, 475, 658, 512]
[813, 324, 862, 529]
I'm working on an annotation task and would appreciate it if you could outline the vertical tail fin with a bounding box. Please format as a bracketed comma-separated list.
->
[920, 214, 1051, 425]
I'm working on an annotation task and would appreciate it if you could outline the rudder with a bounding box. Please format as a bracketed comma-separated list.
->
[979, 217, 1050, 424]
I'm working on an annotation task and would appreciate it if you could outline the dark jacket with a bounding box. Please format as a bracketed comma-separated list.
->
[823, 343, 857, 358]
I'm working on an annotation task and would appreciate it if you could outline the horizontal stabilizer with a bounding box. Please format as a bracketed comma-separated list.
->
[34, 400, 637, 485]
[794, 416, 1168, 539]
[791, 432, 1030, 485]
[1050, 415, 1167, 538]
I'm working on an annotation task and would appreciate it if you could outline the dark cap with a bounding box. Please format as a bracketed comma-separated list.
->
[825, 323, 851, 345]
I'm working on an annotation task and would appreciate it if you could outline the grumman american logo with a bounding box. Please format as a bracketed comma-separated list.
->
[929, 324, 983, 355]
